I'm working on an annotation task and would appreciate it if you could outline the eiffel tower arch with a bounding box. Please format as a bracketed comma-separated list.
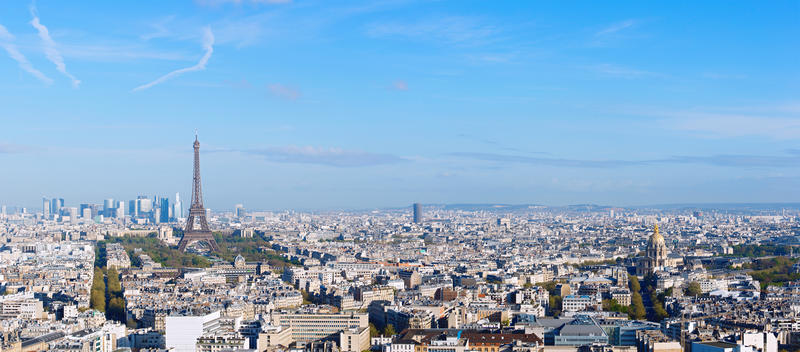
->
[178, 133, 220, 252]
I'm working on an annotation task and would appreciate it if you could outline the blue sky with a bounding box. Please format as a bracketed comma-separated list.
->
[0, 0, 798, 211]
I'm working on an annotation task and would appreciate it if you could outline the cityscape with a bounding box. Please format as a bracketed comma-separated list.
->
[1, 1, 799, 352]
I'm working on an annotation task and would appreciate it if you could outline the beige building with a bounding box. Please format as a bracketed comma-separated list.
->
[267, 312, 369, 344]
[339, 327, 370, 352]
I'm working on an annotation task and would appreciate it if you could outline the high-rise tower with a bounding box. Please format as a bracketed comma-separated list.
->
[413, 203, 422, 223]
[177, 133, 220, 252]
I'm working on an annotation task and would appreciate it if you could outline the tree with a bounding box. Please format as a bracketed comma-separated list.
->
[90, 267, 106, 312]
[90, 289, 105, 312]
[686, 282, 702, 297]
[369, 323, 380, 338]
[108, 297, 125, 322]
[107, 267, 122, 297]
[549, 295, 563, 317]
[602, 299, 628, 314]
[384, 324, 396, 336]
[649, 292, 669, 322]
[629, 275, 641, 293]
[629, 292, 645, 320]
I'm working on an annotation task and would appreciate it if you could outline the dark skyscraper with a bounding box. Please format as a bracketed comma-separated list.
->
[413, 203, 422, 223]
[160, 197, 170, 223]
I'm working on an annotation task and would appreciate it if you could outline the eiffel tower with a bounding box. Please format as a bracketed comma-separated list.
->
[177, 133, 220, 252]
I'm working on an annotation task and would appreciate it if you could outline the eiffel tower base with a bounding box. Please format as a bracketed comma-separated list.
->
[177, 231, 220, 252]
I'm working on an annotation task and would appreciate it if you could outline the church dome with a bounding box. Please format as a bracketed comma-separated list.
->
[648, 224, 665, 247]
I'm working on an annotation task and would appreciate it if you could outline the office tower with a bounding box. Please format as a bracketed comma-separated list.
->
[160, 197, 170, 223]
[174, 192, 182, 219]
[51, 198, 64, 213]
[79, 204, 90, 218]
[138, 198, 153, 213]
[413, 203, 422, 223]
[42, 197, 51, 218]
[115, 201, 125, 218]
[154, 208, 161, 224]
[178, 134, 219, 252]
[235, 204, 245, 218]
[103, 199, 115, 217]
[128, 200, 138, 217]
[0, 205, 5, 216]
[67, 207, 78, 222]
[81, 208, 91, 219]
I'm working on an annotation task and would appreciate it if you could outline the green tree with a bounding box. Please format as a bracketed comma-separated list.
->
[90, 267, 106, 312]
[90, 289, 105, 312]
[686, 282, 702, 297]
[384, 324, 396, 336]
[629, 275, 641, 293]
[649, 292, 669, 322]
[602, 299, 628, 314]
[369, 323, 380, 338]
[629, 292, 645, 320]
[549, 295, 563, 317]
[108, 297, 125, 322]
[107, 267, 122, 297]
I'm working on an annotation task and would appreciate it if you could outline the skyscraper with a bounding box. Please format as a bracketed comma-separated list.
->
[160, 197, 170, 223]
[174, 192, 182, 219]
[115, 201, 126, 218]
[104, 198, 115, 217]
[51, 198, 64, 213]
[129, 200, 139, 217]
[79, 204, 91, 218]
[42, 197, 50, 218]
[413, 203, 422, 223]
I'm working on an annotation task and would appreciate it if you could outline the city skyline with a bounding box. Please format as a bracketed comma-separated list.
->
[1, 1, 799, 209]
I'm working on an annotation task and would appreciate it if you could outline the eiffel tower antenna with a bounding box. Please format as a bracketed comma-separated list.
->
[178, 132, 219, 252]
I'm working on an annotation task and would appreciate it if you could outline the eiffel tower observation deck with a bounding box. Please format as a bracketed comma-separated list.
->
[178, 133, 220, 252]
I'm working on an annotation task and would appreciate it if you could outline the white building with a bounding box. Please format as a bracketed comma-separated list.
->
[165, 310, 222, 352]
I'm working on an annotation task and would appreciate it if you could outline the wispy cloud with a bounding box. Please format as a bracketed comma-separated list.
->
[196, 0, 292, 6]
[243, 146, 406, 167]
[591, 19, 641, 47]
[667, 112, 800, 139]
[588, 63, 664, 79]
[451, 151, 800, 169]
[140, 15, 175, 41]
[702, 72, 748, 80]
[132, 27, 214, 92]
[366, 16, 498, 45]
[0, 24, 53, 85]
[595, 19, 638, 37]
[268, 83, 301, 100]
[0, 142, 33, 154]
[392, 80, 408, 91]
[29, 6, 80, 88]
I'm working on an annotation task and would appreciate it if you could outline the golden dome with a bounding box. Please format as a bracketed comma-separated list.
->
[648, 224, 665, 246]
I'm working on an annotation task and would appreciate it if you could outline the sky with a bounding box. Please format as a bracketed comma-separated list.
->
[0, 0, 798, 211]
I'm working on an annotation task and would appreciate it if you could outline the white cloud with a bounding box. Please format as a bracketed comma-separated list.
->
[245, 145, 406, 167]
[132, 27, 214, 92]
[195, 0, 291, 6]
[366, 16, 498, 45]
[588, 63, 664, 79]
[392, 80, 408, 91]
[268, 83, 301, 100]
[29, 7, 80, 88]
[0, 24, 53, 84]
[668, 112, 800, 140]
[595, 19, 638, 37]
